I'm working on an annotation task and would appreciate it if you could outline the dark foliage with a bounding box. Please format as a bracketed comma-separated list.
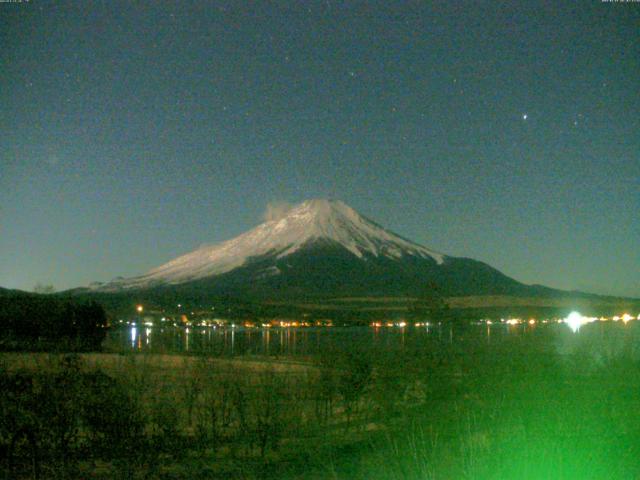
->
[0, 356, 145, 479]
[0, 293, 108, 350]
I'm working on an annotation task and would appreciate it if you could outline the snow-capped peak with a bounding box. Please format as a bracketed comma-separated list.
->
[95, 199, 445, 290]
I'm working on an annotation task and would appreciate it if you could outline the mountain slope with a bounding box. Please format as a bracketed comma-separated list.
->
[88, 199, 547, 300]
[94, 199, 446, 292]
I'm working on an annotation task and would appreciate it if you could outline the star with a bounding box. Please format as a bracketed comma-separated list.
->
[573, 113, 584, 127]
[522, 113, 528, 121]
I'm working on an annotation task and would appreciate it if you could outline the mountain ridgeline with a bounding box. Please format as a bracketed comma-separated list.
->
[84, 199, 558, 303]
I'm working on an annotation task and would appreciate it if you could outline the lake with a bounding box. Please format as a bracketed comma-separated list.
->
[103, 319, 640, 362]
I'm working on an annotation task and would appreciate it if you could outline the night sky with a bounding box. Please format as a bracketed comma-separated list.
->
[1, 1, 638, 297]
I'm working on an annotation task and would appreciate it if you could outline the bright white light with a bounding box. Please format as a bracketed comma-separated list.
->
[565, 311, 586, 333]
[622, 313, 633, 323]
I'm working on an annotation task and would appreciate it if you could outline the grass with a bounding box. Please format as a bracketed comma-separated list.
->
[2, 323, 640, 478]
[0, 351, 315, 374]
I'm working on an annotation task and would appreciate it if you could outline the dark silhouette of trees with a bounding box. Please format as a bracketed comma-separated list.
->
[0, 294, 108, 350]
[0, 355, 146, 479]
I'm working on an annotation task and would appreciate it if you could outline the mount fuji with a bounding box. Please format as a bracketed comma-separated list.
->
[88, 199, 548, 300]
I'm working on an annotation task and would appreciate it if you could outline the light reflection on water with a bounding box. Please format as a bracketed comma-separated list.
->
[554, 319, 640, 364]
[106, 321, 640, 360]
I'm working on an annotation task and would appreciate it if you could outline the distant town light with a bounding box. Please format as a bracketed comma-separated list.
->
[565, 311, 591, 333]
[136, 305, 143, 313]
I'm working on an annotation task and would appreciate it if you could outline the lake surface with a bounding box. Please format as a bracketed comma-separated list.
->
[103, 320, 640, 361]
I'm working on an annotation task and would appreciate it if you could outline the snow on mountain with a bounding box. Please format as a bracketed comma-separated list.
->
[95, 199, 445, 291]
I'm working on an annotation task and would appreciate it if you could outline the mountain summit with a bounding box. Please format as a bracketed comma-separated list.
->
[96, 199, 445, 290]
[92, 199, 538, 298]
